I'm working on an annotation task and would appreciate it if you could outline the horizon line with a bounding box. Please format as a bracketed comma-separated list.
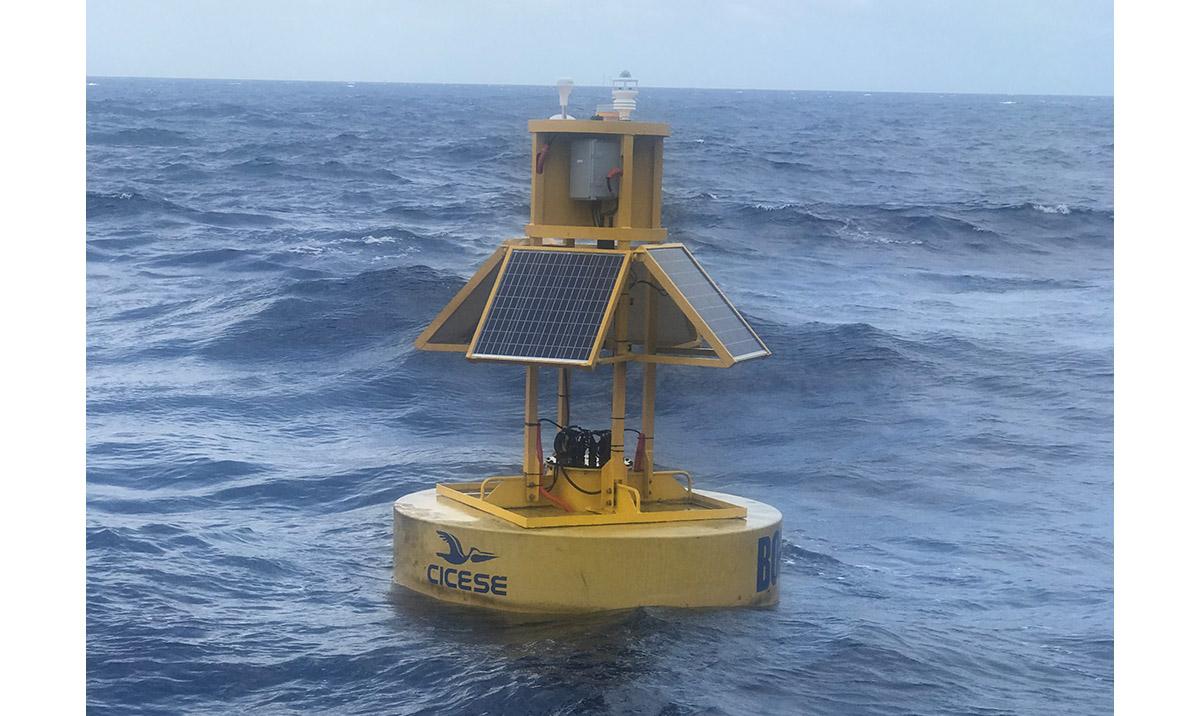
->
[85, 74, 1114, 100]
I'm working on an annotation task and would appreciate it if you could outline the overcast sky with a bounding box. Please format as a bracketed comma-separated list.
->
[87, 0, 1113, 96]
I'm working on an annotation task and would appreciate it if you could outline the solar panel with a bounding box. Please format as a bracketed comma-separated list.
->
[469, 249, 628, 365]
[643, 246, 769, 362]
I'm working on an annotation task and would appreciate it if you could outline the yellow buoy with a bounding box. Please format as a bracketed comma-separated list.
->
[394, 489, 781, 612]
[393, 76, 781, 612]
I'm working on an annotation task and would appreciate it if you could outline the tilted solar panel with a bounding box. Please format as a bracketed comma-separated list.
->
[643, 246, 769, 362]
[468, 248, 628, 365]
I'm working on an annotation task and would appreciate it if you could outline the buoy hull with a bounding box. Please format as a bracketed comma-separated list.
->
[393, 488, 782, 612]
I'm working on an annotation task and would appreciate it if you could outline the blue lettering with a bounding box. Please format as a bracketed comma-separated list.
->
[756, 536, 772, 592]
[425, 563, 508, 597]
[771, 530, 781, 586]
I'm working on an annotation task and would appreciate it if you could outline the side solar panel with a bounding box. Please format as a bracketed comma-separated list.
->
[469, 249, 627, 365]
[645, 246, 769, 362]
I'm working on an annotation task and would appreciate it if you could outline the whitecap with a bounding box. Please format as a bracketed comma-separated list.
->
[1033, 203, 1071, 215]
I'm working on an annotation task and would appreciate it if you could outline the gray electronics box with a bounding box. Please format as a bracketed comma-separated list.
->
[569, 138, 621, 201]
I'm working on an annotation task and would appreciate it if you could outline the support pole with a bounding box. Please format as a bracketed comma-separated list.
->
[641, 280, 658, 496]
[602, 286, 630, 511]
[523, 366, 540, 503]
[616, 133, 635, 251]
[557, 368, 571, 428]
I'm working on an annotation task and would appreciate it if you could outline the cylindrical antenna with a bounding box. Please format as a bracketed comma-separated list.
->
[611, 70, 638, 120]
[556, 78, 574, 119]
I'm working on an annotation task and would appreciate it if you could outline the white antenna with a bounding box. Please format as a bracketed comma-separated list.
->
[553, 78, 575, 119]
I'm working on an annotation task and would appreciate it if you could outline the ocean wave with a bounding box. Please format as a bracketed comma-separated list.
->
[87, 127, 193, 146]
[200, 265, 452, 362]
[86, 190, 281, 228]
[86, 80, 1113, 715]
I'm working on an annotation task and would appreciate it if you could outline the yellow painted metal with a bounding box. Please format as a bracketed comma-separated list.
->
[523, 366, 540, 504]
[526, 119, 670, 136]
[632, 353, 725, 367]
[616, 133, 635, 229]
[406, 113, 778, 550]
[556, 367, 570, 427]
[530, 132, 545, 225]
[636, 246, 735, 367]
[648, 244, 768, 357]
[421, 242, 768, 373]
[434, 477, 748, 528]
[414, 245, 507, 352]
[523, 224, 667, 243]
[650, 137, 664, 228]
[526, 119, 666, 247]
[641, 279, 657, 497]
[393, 487, 780, 612]
[600, 279, 630, 510]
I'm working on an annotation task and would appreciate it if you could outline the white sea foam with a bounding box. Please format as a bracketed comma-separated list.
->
[1033, 203, 1071, 215]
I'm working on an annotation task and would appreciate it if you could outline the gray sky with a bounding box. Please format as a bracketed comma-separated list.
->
[87, 0, 1113, 95]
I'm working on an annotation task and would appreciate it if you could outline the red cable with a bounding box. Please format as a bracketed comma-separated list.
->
[535, 425, 573, 512]
[632, 432, 646, 472]
[539, 486, 573, 512]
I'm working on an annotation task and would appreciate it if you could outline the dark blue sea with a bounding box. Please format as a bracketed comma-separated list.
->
[86, 78, 1113, 715]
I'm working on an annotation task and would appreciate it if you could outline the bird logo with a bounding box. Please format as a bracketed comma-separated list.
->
[435, 530, 498, 565]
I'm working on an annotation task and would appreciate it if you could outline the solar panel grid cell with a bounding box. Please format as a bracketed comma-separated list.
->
[471, 249, 626, 364]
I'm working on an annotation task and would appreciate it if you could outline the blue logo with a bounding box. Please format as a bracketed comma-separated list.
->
[435, 530, 498, 565]
[428, 530, 507, 597]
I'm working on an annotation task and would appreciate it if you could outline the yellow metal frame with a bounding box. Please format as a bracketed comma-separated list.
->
[414, 245, 509, 352]
[527, 119, 668, 248]
[527, 119, 670, 136]
[524, 225, 668, 243]
[435, 471, 747, 529]
[637, 245, 771, 367]
[465, 245, 633, 369]
[409, 115, 775, 532]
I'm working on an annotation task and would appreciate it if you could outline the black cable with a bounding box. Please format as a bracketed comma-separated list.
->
[628, 265, 668, 296]
[559, 465, 601, 495]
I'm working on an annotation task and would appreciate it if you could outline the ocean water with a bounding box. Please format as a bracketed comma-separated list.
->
[86, 78, 1113, 715]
